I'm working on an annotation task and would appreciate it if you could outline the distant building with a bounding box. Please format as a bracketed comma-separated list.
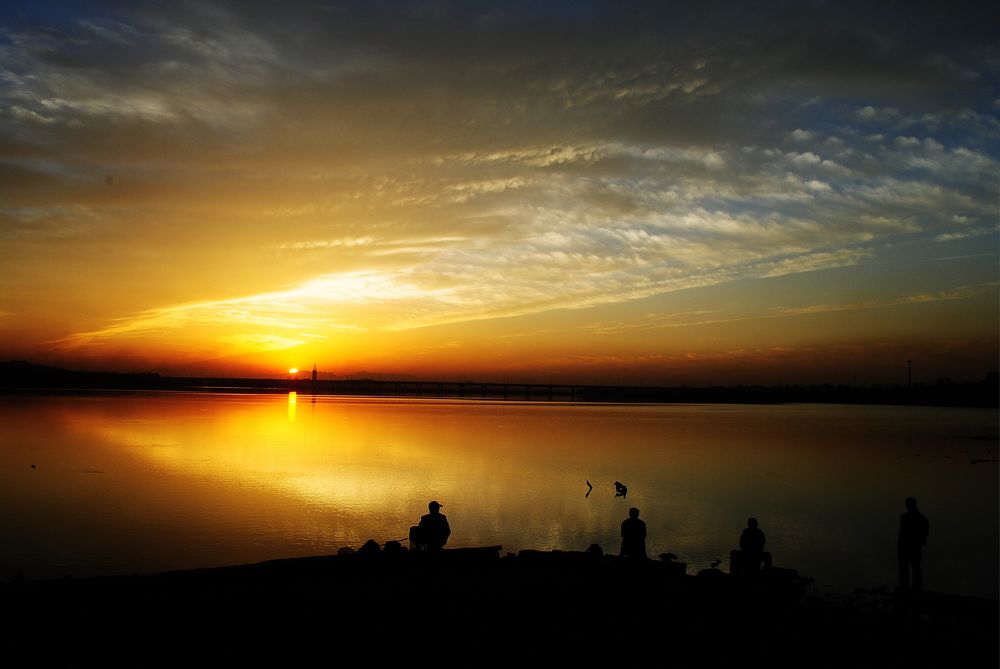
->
[312, 365, 317, 383]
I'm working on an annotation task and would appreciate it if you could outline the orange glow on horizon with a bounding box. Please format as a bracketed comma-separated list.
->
[0, 4, 995, 388]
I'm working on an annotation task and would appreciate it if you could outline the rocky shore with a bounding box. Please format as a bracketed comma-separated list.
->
[3, 545, 996, 667]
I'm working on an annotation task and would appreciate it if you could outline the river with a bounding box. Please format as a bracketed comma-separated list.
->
[1, 391, 996, 600]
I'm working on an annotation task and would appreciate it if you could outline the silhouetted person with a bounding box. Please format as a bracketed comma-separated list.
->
[898, 497, 929, 590]
[411, 500, 451, 551]
[620, 507, 647, 559]
[614, 481, 628, 498]
[731, 517, 772, 575]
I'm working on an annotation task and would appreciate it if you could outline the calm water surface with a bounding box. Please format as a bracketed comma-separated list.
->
[1, 392, 996, 599]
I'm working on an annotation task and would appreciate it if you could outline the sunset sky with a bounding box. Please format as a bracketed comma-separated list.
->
[1, 1, 997, 385]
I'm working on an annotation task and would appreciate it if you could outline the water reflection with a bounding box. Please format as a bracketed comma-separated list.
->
[0, 392, 996, 601]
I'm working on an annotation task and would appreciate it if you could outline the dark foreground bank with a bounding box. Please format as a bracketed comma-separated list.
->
[2, 547, 996, 668]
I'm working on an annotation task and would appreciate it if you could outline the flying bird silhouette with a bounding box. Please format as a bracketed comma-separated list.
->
[585, 480, 593, 498]
[710, 558, 722, 569]
[614, 481, 628, 498]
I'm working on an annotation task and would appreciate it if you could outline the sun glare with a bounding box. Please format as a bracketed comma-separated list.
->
[288, 367, 298, 375]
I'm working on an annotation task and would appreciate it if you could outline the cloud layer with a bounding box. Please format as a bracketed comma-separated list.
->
[1, 1, 997, 381]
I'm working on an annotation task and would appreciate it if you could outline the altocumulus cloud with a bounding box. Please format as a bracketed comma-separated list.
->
[0, 0, 997, 353]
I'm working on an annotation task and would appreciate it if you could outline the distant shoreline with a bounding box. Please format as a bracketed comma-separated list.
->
[2, 360, 997, 408]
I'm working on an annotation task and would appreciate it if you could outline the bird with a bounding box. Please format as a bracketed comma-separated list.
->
[710, 558, 722, 569]
[614, 481, 628, 498]
[585, 480, 593, 498]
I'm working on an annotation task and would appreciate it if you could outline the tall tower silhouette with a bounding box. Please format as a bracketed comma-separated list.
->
[312, 364, 317, 383]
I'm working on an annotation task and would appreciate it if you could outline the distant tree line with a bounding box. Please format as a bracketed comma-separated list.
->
[1, 361, 997, 408]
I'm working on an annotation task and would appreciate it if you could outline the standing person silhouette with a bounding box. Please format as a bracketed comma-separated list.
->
[415, 500, 451, 551]
[620, 507, 647, 559]
[897, 497, 929, 590]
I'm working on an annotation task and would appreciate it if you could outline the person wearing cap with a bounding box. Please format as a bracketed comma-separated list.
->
[416, 500, 451, 551]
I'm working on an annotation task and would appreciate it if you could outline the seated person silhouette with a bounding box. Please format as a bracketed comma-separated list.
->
[409, 500, 451, 551]
[619, 507, 647, 560]
[729, 517, 772, 575]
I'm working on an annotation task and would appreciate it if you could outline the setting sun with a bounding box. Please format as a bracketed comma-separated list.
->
[0, 3, 995, 664]
[0, 1, 995, 389]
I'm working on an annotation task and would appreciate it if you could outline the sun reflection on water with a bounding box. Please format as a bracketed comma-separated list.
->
[2, 393, 995, 599]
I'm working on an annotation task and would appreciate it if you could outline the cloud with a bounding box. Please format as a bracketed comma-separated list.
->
[772, 284, 997, 317]
[217, 333, 306, 353]
[1, 1, 997, 369]
[857, 106, 902, 122]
